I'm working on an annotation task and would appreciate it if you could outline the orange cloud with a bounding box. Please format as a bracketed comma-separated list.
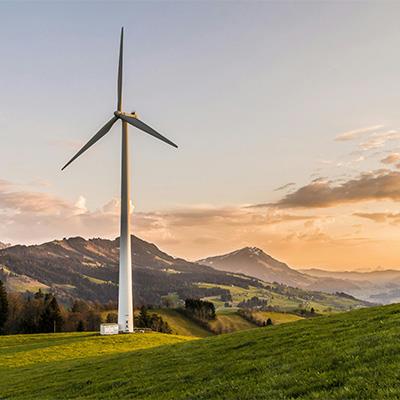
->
[381, 153, 400, 165]
[262, 169, 400, 208]
[335, 125, 384, 142]
[354, 212, 400, 224]
[0, 177, 399, 269]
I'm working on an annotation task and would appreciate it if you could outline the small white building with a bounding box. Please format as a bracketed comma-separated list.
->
[100, 323, 119, 335]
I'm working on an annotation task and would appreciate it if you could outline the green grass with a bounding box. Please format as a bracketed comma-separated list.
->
[0, 332, 194, 368]
[196, 282, 367, 313]
[152, 309, 212, 337]
[208, 309, 257, 333]
[2, 304, 400, 399]
[251, 310, 304, 325]
[82, 275, 111, 285]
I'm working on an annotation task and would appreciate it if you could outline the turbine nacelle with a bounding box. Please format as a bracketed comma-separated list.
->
[114, 111, 138, 119]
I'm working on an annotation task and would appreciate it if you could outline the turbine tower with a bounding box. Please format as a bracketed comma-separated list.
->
[62, 28, 178, 333]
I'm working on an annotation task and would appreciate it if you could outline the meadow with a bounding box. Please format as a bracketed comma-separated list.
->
[2, 304, 400, 399]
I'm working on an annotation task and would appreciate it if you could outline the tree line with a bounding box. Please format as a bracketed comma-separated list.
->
[0, 281, 170, 335]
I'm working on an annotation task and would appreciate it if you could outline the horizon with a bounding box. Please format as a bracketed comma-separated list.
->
[2, 234, 399, 273]
[2, 2, 400, 270]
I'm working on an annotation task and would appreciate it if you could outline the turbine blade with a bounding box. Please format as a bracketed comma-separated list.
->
[119, 114, 178, 148]
[117, 27, 124, 112]
[61, 116, 118, 171]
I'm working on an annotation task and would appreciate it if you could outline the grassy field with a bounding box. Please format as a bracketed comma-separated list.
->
[153, 309, 212, 337]
[2, 304, 400, 399]
[208, 309, 257, 333]
[251, 310, 304, 325]
[197, 282, 368, 313]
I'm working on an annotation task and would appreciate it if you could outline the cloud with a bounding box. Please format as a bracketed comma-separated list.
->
[259, 169, 400, 208]
[359, 130, 400, 151]
[135, 206, 316, 231]
[381, 153, 400, 165]
[274, 182, 296, 191]
[0, 180, 319, 249]
[354, 212, 400, 224]
[335, 125, 384, 142]
[0, 178, 389, 266]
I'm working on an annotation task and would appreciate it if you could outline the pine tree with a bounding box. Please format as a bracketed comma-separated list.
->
[76, 320, 85, 332]
[39, 295, 63, 333]
[0, 280, 8, 333]
[137, 306, 150, 327]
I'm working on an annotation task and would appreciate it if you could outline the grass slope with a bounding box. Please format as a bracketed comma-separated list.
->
[197, 282, 368, 313]
[153, 309, 212, 337]
[2, 304, 400, 399]
[252, 310, 304, 325]
[208, 309, 257, 333]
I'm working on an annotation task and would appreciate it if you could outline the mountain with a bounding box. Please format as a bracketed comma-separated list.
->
[299, 267, 400, 283]
[199, 247, 313, 288]
[0, 236, 370, 311]
[300, 268, 400, 304]
[0, 241, 10, 250]
[198, 247, 382, 298]
[0, 236, 263, 305]
[200, 245, 400, 304]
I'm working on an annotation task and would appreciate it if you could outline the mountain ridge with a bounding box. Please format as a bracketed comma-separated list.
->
[0, 236, 371, 311]
[198, 246, 400, 304]
[0, 241, 11, 250]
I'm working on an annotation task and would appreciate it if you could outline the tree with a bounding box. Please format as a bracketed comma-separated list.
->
[137, 306, 150, 327]
[39, 295, 63, 333]
[19, 296, 43, 333]
[135, 307, 171, 333]
[3, 292, 23, 334]
[237, 296, 268, 310]
[0, 280, 8, 333]
[106, 312, 118, 323]
[71, 299, 90, 314]
[86, 310, 102, 331]
[76, 320, 85, 332]
[185, 299, 216, 321]
[266, 318, 273, 326]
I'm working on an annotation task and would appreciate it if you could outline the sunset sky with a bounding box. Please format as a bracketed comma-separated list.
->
[2, 2, 400, 270]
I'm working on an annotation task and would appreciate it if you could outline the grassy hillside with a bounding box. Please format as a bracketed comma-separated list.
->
[106, 308, 295, 337]
[152, 309, 212, 337]
[208, 309, 257, 333]
[198, 282, 370, 313]
[2, 304, 400, 399]
[251, 310, 304, 325]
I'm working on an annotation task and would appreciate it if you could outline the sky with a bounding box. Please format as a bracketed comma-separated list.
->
[1, 1, 400, 270]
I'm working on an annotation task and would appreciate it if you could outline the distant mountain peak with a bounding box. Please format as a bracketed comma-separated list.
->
[199, 246, 311, 287]
[219, 246, 266, 260]
[242, 246, 264, 256]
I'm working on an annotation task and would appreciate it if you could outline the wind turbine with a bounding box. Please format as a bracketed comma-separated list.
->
[62, 27, 178, 333]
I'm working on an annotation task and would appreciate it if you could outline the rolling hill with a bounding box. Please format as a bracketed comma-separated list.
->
[1, 303, 400, 399]
[0, 236, 371, 313]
